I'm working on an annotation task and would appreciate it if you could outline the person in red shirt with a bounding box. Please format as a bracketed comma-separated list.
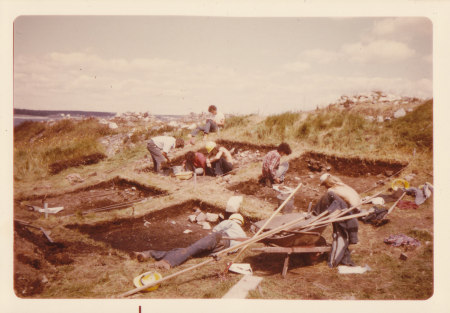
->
[261, 142, 292, 187]
[183, 151, 207, 175]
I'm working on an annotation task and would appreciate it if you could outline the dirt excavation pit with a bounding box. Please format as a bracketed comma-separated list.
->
[15, 177, 166, 219]
[229, 152, 407, 210]
[140, 139, 278, 175]
[66, 199, 239, 253]
[14, 221, 108, 297]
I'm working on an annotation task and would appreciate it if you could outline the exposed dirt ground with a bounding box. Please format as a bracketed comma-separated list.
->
[49, 153, 106, 174]
[66, 200, 240, 252]
[13, 142, 431, 299]
[14, 221, 109, 297]
[14, 177, 165, 220]
[229, 151, 407, 210]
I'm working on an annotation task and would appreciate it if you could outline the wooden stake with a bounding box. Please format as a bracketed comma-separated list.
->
[387, 192, 406, 215]
[117, 189, 383, 297]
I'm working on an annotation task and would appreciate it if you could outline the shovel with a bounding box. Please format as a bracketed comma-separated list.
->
[15, 219, 54, 243]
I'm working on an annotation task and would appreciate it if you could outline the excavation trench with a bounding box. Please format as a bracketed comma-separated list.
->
[228, 151, 407, 210]
[15, 177, 166, 220]
[65, 199, 241, 253]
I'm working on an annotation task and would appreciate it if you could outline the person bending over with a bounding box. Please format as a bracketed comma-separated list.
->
[313, 174, 362, 267]
[205, 141, 234, 176]
[147, 136, 184, 173]
[261, 142, 292, 187]
[183, 151, 207, 175]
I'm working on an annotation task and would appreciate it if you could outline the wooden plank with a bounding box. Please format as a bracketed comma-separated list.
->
[222, 275, 263, 299]
[282, 254, 290, 278]
[252, 246, 331, 253]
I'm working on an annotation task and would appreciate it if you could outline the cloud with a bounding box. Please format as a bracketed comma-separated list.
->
[14, 50, 432, 115]
[423, 54, 433, 64]
[341, 40, 416, 63]
[372, 17, 432, 38]
[301, 49, 339, 64]
[281, 61, 311, 72]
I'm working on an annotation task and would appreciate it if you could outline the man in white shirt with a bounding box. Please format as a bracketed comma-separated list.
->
[133, 214, 247, 269]
[189, 105, 225, 140]
[147, 136, 184, 173]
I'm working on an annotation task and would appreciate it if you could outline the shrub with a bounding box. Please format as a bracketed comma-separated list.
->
[223, 115, 251, 129]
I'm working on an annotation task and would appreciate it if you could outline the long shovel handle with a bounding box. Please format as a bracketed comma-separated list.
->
[387, 192, 406, 215]
[118, 188, 383, 297]
[231, 182, 302, 262]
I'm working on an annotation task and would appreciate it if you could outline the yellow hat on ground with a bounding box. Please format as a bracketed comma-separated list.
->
[391, 178, 410, 191]
[229, 213, 244, 226]
[205, 141, 217, 153]
[133, 271, 162, 292]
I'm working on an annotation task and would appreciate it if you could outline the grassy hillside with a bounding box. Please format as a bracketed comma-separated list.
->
[223, 99, 432, 158]
[12, 98, 434, 300]
[13, 99, 433, 183]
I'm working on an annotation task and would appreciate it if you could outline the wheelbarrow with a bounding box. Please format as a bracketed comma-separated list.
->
[250, 213, 330, 277]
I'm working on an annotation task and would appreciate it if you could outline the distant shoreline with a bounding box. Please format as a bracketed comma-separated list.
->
[13, 110, 187, 127]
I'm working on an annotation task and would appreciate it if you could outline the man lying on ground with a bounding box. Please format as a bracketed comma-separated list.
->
[261, 142, 292, 187]
[205, 141, 234, 176]
[133, 213, 247, 269]
[312, 174, 361, 267]
[147, 136, 184, 173]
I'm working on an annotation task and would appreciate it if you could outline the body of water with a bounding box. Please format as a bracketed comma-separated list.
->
[14, 115, 52, 127]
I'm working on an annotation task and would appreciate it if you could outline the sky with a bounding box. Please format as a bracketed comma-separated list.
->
[13, 16, 432, 115]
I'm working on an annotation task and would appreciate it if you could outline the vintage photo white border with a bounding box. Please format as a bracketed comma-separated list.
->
[1, 1, 449, 312]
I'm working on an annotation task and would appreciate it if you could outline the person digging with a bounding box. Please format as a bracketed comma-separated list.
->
[132, 213, 247, 269]
[312, 173, 361, 267]
[260, 142, 292, 188]
[146, 136, 185, 173]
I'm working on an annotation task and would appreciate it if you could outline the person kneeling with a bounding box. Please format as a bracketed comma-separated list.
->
[261, 142, 292, 188]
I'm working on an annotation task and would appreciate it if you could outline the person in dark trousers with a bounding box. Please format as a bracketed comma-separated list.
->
[205, 141, 234, 176]
[188, 105, 225, 141]
[132, 214, 246, 269]
[146, 136, 184, 173]
[313, 174, 362, 267]
[261, 142, 292, 187]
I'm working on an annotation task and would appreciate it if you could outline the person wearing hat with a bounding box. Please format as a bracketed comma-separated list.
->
[133, 213, 247, 269]
[205, 141, 234, 176]
[188, 105, 225, 142]
[313, 174, 362, 268]
[261, 142, 292, 187]
[147, 136, 184, 173]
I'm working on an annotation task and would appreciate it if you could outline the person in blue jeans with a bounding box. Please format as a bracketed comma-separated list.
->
[132, 214, 246, 269]
[189, 105, 225, 141]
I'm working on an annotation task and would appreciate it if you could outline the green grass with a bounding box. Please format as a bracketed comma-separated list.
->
[14, 118, 117, 181]
[256, 112, 301, 140]
[223, 114, 252, 130]
[387, 99, 433, 150]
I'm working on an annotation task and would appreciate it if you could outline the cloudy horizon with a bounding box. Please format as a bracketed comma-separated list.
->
[13, 16, 432, 115]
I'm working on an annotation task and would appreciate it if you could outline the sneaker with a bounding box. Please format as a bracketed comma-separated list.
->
[132, 252, 148, 262]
